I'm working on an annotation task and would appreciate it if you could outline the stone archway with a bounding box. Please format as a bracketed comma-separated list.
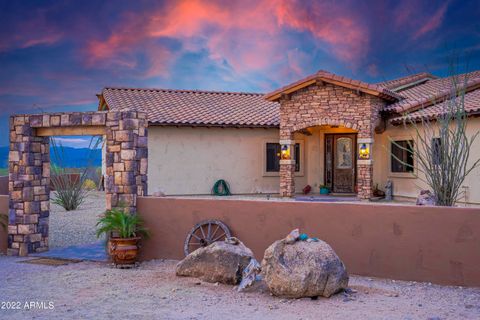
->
[275, 82, 387, 199]
[7, 111, 148, 256]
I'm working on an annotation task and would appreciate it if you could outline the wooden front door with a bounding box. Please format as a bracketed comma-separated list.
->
[325, 134, 356, 193]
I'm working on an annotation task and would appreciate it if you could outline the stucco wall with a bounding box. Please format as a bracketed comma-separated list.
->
[373, 117, 480, 204]
[147, 126, 309, 195]
[148, 125, 372, 195]
[137, 196, 480, 286]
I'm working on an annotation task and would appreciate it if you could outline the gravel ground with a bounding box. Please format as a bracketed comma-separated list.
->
[49, 191, 106, 248]
[0, 257, 479, 320]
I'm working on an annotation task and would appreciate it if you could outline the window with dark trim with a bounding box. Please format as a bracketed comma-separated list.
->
[432, 138, 443, 165]
[391, 140, 414, 173]
[266, 143, 300, 172]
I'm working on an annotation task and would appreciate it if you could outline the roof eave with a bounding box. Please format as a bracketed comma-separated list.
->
[265, 76, 399, 102]
[149, 122, 279, 129]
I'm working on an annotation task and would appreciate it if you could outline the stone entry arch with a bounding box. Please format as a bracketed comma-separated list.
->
[268, 80, 389, 199]
[8, 111, 148, 256]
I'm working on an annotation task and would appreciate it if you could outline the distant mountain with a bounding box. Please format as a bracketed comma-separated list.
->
[0, 146, 101, 168]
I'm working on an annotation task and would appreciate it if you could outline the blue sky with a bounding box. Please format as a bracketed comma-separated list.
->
[1, 0, 480, 147]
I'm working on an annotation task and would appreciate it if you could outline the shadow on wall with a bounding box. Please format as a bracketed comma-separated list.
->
[137, 197, 480, 287]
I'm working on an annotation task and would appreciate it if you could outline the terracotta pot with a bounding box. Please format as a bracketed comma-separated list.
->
[108, 237, 141, 265]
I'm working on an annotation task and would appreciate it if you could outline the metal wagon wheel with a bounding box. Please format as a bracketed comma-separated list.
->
[184, 219, 231, 256]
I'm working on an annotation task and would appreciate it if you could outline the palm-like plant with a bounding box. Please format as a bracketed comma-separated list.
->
[96, 208, 149, 239]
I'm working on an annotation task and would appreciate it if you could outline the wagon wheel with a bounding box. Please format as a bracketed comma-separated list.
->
[184, 219, 231, 256]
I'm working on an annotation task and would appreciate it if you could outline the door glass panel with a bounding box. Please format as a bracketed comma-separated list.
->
[325, 136, 333, 187]
[336, 137, 352, 169]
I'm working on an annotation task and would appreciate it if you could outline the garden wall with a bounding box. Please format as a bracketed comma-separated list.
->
[0, 195, 8, 253]
[137, 197, 480, 287]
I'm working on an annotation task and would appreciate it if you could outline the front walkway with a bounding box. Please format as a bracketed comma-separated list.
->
[41, 191, 107, 261]
[31, 241, 107, 261]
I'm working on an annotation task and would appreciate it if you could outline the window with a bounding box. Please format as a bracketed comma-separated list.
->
[432, 138, 442, 165]
[266, 143, 300, 172]
[294, 143, 300, 171]
[391, 140, 414, 173]
[266, 143, 280, 172]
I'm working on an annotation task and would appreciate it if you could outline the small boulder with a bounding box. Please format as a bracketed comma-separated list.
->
[176, 240, 254, 285]
[416, 190, 436, 206]
[262, 239, 348, 298]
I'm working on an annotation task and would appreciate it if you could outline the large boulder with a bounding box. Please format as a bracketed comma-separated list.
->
[261, 239, 348, 298]
[176, 240, 254, 285]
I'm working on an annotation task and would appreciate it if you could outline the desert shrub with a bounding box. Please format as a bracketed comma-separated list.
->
[51, 136, 102, 211]
[391, 66, 480, 206]
[83, 179, 97, 190]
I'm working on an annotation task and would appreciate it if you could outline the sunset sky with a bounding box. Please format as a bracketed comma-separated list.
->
[1, 0, 480, 147]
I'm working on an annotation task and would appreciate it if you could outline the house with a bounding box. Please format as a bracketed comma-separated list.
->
[97, 70, 480, 204]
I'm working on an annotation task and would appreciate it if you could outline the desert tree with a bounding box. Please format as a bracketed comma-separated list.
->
[390, 67, 480, 206]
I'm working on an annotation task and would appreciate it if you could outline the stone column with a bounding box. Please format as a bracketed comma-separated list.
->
[105, 111, 148, 213]
[8, 115, 50, 256]
[279, 139, 295, 197]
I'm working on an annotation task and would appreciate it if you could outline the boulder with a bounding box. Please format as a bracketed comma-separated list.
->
[416, 190, 436, 206]
[176, 240, 254, 285]
[261, 239, 348, 298]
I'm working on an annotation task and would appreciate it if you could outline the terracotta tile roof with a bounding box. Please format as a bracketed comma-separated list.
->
[391, 89, 480, 124]
[101, 87, 279, 127]
[375, 72, 437, 90]
[265, 70, 402, 101]
[384, 71, 480, 114]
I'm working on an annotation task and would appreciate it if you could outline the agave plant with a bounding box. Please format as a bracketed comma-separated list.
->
[96, 208, 149, 239]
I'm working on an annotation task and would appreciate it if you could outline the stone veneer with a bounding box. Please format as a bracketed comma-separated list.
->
[8, 111, 147, 256]
[278, 82, 386, 199]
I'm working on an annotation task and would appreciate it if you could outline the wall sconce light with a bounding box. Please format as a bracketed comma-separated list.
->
[357, 139, 373, 161]
[281, 144, 291, 160]
[359, 143, 369, 159]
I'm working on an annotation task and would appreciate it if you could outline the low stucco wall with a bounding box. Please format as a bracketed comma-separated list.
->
[137, 196, 480, 287]
[0, 195, 8, 254]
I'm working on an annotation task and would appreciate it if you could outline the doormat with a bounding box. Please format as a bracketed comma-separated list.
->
[18, 258, 81, 266]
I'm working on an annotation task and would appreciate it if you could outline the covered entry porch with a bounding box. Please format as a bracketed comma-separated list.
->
[265, 70, 400, 199]
[286, 124, 373, 199]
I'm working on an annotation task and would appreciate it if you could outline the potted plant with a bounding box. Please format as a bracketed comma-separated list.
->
[96, 207, 149, 266]
[319, 185, 330, 195]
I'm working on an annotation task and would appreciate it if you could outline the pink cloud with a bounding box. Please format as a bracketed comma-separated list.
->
[0, 8, 64, 52]
[275, 1, 369, 64]
[413, 2, 449, 40]
[394, 1, 449, 41]
[83, 0, 370, 79]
